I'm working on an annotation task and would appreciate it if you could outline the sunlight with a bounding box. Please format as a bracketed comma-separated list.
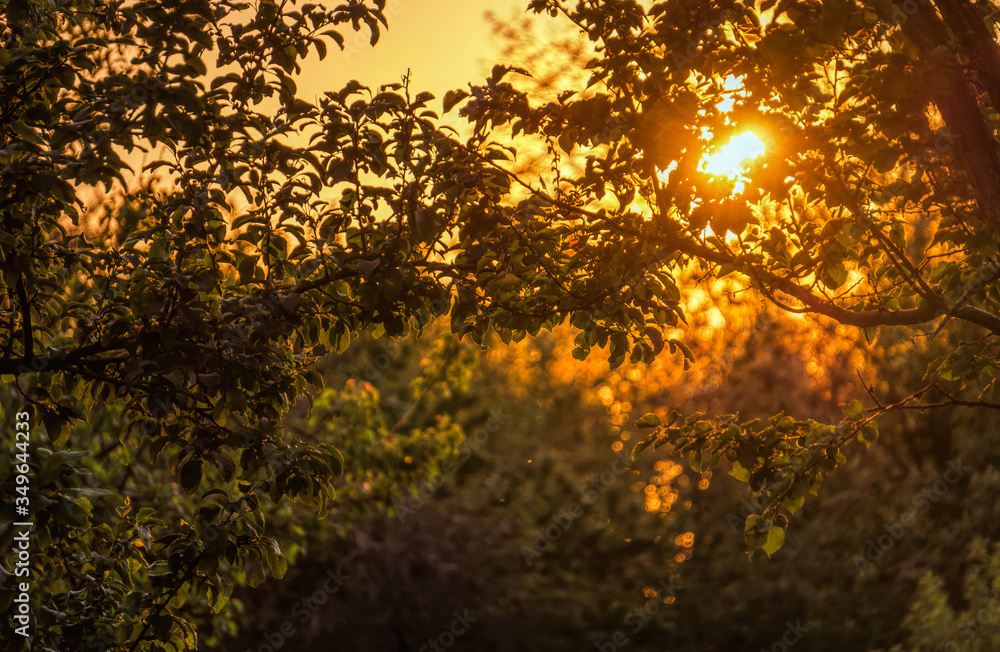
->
[702, 131, 766, 178]
[656, 160, 678, 184]
[649, 76, 767, 219]
[721, 74, 744, 92]
[714, 75, 745, 113]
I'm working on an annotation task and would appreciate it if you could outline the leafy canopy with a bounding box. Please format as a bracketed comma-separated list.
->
[3, 0, 1000, 648]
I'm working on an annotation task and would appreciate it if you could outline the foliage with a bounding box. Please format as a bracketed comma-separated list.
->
[0, 0, 484, 648]
[5, 0, 1000, 649]
[216, 323, 698, 651]
[213, 290, 1000, 652]
[888, 539, 1000, 652]
[458, 0, 1000, 554]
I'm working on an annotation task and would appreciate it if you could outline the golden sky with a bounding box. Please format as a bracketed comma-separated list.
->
[311, 0, 529, 100]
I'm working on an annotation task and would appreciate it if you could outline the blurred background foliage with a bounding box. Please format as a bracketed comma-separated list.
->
[199, 265, 1000, 652]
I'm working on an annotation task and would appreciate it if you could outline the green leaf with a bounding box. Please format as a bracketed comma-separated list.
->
[729, 460, 751, 482]
[11, 121, 45, 147]
[262, 538, 288, 579]
[761, 524, 786, 557]
[631, 438, 653, 460]
[635, 413, 661, 428]
[783, 494, 806, 514]
[213, 451, 237, 482]
[244, 552, 266, 588]
[212, 588, 229, 613]
[844, 399, 864, 420]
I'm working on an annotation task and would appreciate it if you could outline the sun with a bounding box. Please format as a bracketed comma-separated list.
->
[700, 131, 766, 193]
[652, 75, 768, 203]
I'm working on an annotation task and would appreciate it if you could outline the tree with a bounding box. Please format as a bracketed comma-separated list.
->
[455, 0, 1000, 554]
[4, 0, 1000, 649]
[0, 0, 483, 648]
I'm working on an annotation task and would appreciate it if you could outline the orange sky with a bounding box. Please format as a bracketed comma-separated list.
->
[306, 0, 530, 102]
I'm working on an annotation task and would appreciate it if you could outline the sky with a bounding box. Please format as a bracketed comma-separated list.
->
[303, 0, 531, 102]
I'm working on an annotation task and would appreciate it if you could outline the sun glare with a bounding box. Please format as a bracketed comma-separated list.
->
[702, 132, 766, 177]
[651, 76, 767, 206]
[700, 131, 766, 194]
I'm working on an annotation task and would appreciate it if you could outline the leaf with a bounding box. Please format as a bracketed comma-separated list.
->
[11, 121, 45, 147]
[827, 262, 847, 288]
[873, 147, 899, 173]
[558, 130, 575, 153]
[185, 56, 207, 76]
[668, 338, 695, 369]
[729, 460, 751, 482]
[844, 399, 864, 420]
[631, 438, 653, 460]
[244, 552, 266, 587]
[179, 459, 203, 494]
[238, 255, 258, 285]
[357, 258, 381, 279]
[744, 514, 762, 550]
[135, 525, 153, 550]
[262, 538, 288, 579]
[137, 507, 158, 523]
[324, 445, 345, 480]
[761, 524, 786, 557]
[443, 89, 469, 113]
[212, 588, 229, 613]
[213, 451, 236, 482]
[689, 449, 701, 472]
[635, 413, 661, 428]
[784, 494, 805, 514]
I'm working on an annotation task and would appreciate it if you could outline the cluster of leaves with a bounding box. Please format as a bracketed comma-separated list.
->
[305, 330, 477, 520]
[216, 322, 695, 651]
[214, 283, 999, 651]
[0, 385, 287, 651]
[0, 0, 465, 648]
[631, 402, 875, 556]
